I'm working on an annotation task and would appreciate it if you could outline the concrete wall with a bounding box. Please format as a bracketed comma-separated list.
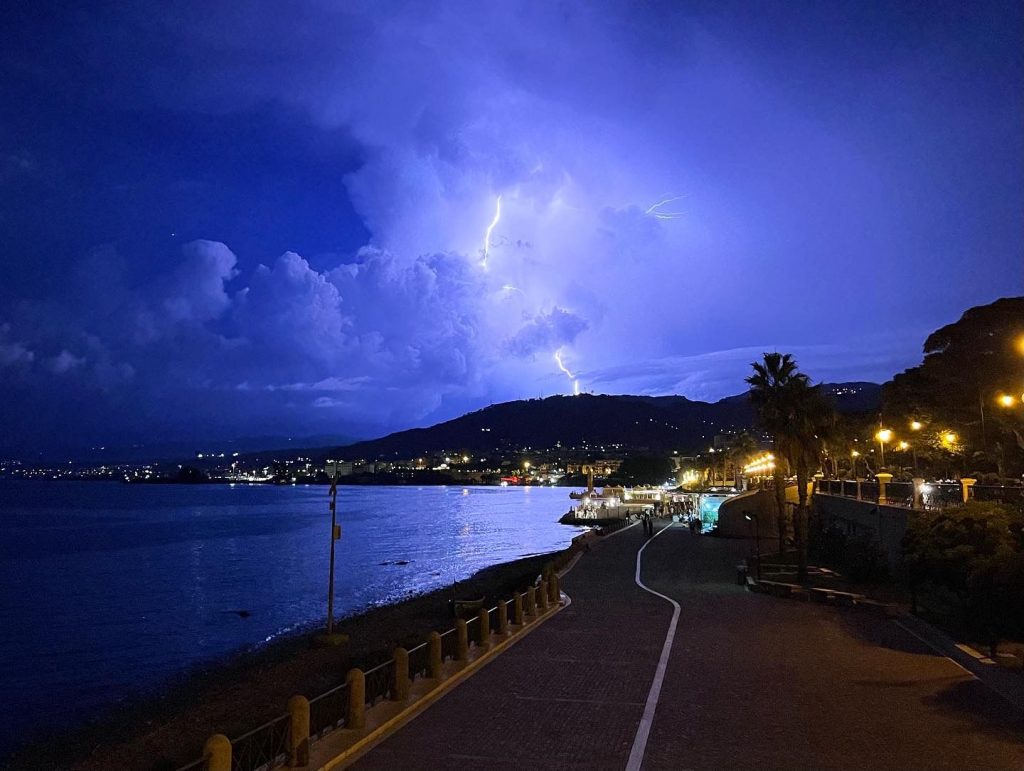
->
[812, 493, 912, 570]
[716, 489, 781, 538]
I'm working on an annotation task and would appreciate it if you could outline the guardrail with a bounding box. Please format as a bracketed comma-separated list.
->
[814, 478, 1023, 511]
[175, 541, 581, 771]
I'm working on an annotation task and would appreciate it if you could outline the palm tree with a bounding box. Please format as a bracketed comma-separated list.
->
[727, 432, 761, 486]
[747, 353, 808, 556]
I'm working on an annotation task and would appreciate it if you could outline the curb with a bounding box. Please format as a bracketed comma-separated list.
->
[741, 572, 902, 618]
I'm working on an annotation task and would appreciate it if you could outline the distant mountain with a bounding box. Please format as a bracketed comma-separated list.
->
[327, 382, 881, 460]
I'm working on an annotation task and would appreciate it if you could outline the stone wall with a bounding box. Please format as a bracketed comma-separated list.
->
[812, 493, 913, 570]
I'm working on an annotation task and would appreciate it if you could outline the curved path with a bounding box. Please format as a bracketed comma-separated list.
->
[350, 522, 1023, 770]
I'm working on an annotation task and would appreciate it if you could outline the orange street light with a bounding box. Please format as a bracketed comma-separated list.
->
[910, 420, 923, 431]
[875, 428, 893, 466]
[998, 394, 1017, 408]
[898, 441, 910, 450]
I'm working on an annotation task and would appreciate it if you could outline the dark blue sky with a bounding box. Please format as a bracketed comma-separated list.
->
[1, 1, 1021, 453]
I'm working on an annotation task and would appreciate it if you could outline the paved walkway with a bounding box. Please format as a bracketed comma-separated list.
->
[351, 523, 1024, 770]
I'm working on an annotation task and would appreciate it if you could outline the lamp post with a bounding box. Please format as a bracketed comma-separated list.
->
[745, 513, 761, 580]
[326, 463, 340, 636]
[875, 428, 893, 468]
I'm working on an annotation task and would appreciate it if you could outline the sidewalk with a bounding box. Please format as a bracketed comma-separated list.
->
[346, 523, 1023, 770]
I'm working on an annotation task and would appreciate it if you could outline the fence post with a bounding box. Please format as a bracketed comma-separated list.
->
[346, 668, 365, 730]
[912, 478, 925, 510]
[429, 632, 442, 678]
[960, 477, 977, 503]
[204, 734, 231, 771]
[456, 619, 469, 661]
[525, 586, 536, 619]
[550, 574, 560, 605]
[855, 478, 863, 501]
[392, 647, 409, 701]
[537, 580, 549, 612]
[513, 593, 524, 626]
[287, 695, 310, 767]
[497, 599, 508, 634]
[477, 608, 490, 651]
[875, 473, 892, 505]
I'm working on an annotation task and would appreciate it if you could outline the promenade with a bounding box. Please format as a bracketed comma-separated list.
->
[350, 522, 1024, 770]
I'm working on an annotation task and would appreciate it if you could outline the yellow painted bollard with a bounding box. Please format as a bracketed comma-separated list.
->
[477, 607, 490, 650]
[287, 695, 310, 767]
[513, 593, 524, 626]
[497, 599, 508, 634]
[392, 647, 409, 701]
[346, 668, 365, 730]
[204, 733, 231, 771]
[525, 586, 536, 619]
[537, 580, 549, 612]
[456, 619, 469, 661]
[429, 631, 442, 679]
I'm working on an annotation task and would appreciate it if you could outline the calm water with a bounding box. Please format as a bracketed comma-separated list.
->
[0, 480, 580, 753]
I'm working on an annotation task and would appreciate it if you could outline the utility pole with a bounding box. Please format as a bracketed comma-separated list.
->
[326, 462, 340, 635]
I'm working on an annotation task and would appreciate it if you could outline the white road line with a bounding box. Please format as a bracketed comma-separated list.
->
[625, 523, 679, 771]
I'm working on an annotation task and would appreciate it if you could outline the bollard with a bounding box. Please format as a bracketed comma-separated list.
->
[392, 647, 409, 701]
[346, 668, 365, 730]
[287, 695, 310, 767]
[429, 631, 442, 679]
[550, 574, 560, 605]
[537, 580, 549, 612]
[456, 619, 469, 661]
[875, 473, 892, 505]
[513, 593, 524, 626]
[204, 733, 231, 771]
[497, 599, 508, 634]
[477, 608, 490, 651]
[961, 477, 977, 503]
[525, 586, 536, 619]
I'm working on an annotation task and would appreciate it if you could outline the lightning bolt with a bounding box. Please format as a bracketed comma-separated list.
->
[554, 349, 581, 396]
[645, 194, 685, 220]
[481, 194, 502, 268]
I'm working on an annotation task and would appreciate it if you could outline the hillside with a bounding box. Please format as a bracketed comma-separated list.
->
[328, 382, 880, 460]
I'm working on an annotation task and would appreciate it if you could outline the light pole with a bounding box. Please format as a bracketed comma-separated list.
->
[875, 428, 893, 468]
[745, 513, 761, 580]
[321, 461, 345, 644]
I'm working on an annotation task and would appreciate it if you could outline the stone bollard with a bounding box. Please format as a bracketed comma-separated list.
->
[497, 599, 508, 634]
[287, 695, 310, 767]
[392, 647, 409, 701]
[477, 608, 490, 651]
[961, 477, 977, 503]
[537, 580, 549, 612]
[912, 478, 926, 510]
[429, 632, 442, 679]
[549, 574, 560, 605]
[855, 478, 863, 501]
[456, 619, 469, 661]
[875, 473, 893, 505]
[525, 586, 536, 619]
[346, 668, 365, 730]
[513, 593, 524, 626]
[204, 733, 231, 771]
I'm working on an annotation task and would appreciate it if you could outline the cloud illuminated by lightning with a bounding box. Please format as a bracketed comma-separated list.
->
[644, 194, 685, 220]
[554, 348, 581, 396]
[480, 194, 502, 268]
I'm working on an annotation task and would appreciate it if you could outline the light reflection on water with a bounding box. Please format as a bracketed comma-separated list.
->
[0, 481, 581, 752]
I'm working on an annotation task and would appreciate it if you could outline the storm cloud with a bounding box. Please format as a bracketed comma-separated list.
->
[1, 1, 1020, 451]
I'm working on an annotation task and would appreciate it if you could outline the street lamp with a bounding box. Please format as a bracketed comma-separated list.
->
[850, 449, 860, 478]
[910, 420, 923, 432]
[998, 394, 1017, 408]
[875, 428, 893, 467]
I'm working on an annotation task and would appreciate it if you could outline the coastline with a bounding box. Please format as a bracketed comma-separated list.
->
[3, 548, 572, 771]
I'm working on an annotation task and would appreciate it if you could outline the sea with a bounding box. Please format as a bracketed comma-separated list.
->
[0, 480, 582, 755]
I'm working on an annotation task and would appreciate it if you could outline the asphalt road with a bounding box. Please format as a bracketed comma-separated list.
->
[351, 522, 1024, 770]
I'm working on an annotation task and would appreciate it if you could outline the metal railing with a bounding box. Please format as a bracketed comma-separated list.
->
[440, 627, 459, 662]
[364, 660, 393, 706]
[408, 641, 430, 681]
[308, 681, 348, 739]
[230, 713, 289, 771]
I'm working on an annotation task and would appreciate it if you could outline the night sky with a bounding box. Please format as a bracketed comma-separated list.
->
[1, 1, 1021, 453]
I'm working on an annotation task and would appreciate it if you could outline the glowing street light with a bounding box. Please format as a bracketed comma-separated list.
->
[910, 420, 923, 431]
[998, 394, 1017, 408]
[941, 431, 958, 449]
[898, 441, 910, 451]
[875, 428, 893, 466]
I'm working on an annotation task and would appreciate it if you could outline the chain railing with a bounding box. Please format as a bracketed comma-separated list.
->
[229, 713, 289, 771]
[308, 681, 349, 739]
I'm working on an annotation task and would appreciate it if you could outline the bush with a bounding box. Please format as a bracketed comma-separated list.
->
[903, 501, 1024, 641]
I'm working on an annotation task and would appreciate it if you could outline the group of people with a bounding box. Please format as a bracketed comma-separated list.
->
[638, 503, 703, 537]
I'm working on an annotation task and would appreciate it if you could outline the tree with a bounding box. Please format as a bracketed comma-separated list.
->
[747, 353, 808, 557]
[615, 455, 674, 486]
